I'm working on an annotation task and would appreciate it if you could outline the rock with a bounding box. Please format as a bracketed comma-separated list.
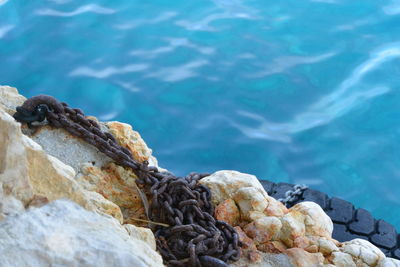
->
[309, 237, 339, 256]
[257, 240, 288, 253]
[280, 210, 306, 247]
[329, 252, 356, 267]
[244, 216, 282, 244]
[290, 201, 333, 239]
[230, 251, 294, 267]
[264, 195, 288, 217]
[214, 198, 240, 226]
[0, 103, 122, 222]
[233, 187, 269, 220]
[107, 121, 159, 167]
[28, 126, 113, 172]
[76, 163, 147, 226]
[0, 184, 25, 220]
[235, 226, 258, 251]
[199, 170, 268, 205]
[124, 224, 157, 251]
[0, 86, 26, 115]
[284, 248, 325, 267]
[378, 258, 400, 267]
[0, 200, 163, 267]
[341, 239, 386, 266]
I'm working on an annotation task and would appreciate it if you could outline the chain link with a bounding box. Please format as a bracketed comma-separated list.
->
[277, 184, 308, 206]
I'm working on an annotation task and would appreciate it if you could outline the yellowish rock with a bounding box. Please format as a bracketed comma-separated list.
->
[124, 224, 157, 250]
[244, 216, 282, 244]
[0, 86, 26, 116]
[264, 195, 288, 217]
[0, 104, 122, 222]
[214, 198, 240, 226]
[329, 251, 356, 267]
[290, 201, 333, 239]
[107, 121, 158, 166]
[233, 187, 269, 220]
[284, 248, 325, 267]
[280, 210, 306, 247]
[76, 163, 146, 226]
[235, 226, 258, 251]
[308, 237, 339, 256]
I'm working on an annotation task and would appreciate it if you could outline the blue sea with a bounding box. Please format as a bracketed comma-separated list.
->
[1, 0, 400, 228]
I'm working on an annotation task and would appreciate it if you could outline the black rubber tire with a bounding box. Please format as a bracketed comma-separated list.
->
[260, 180, 400, 260]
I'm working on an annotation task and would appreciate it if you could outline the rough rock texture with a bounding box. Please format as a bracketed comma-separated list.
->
[0, 200, 163, 267]
[1, 86, 400, 267]
[203, 170, 400, 267]
[0, 95, 122, 222]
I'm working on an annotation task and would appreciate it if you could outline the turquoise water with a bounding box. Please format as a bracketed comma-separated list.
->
[1, 0, 400, 228]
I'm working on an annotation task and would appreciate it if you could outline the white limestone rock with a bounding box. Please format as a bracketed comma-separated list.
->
[199, 170, 269, 205]
[0, 199, 164, 267]
[378, 258, 400, 267]
[0, 86, 26, 115]
[341, 239, 386, 266]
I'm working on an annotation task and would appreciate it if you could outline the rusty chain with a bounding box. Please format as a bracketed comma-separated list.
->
[13, 95, 240, 267]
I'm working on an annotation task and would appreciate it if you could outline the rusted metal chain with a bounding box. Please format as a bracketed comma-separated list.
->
[14, 95, 241, 267]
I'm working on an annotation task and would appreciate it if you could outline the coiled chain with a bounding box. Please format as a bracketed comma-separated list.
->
[14, 95, 240, 267]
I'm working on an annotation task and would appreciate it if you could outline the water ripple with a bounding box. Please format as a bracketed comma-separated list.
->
[176, 11, 257, 32]
[248, 52, 336, 78]
[383, 0, 400, 15]
[0, 25, 13, 38]
[146, 59, 208, 82]
[233, 43, 400, 142]
[36, 4, 116, 17]
[69, 64, 149, 79]
[130, 38, 214, 59]
[114, 12, 177, 30]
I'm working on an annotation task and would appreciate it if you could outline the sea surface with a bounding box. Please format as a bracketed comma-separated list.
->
[1, 0, 400, 228]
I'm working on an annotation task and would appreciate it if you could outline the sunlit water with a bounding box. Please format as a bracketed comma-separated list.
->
[1, 0, 400, 228]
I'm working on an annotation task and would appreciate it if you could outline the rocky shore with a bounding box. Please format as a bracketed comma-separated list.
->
[0, 86, 399, 267]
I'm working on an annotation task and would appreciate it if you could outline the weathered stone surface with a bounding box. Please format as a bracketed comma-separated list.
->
[284, 248, 325, 267]
[280, 210, 306, 247]
[329, 251, 356, 267]
[230, 251, 294, 267]
[107, 121, 159, 167]
[199, 170, 268, 205]
[0, 200, 163, 267]
[28, 126, 114, 172]
[124, 224, 157, 251]
[233, 186, 269, 220]
[341, 239, 385, 266]
[378, 258, 400, 267]
[0, 103, 122, 222]
[214, 198, 240, 226]
[76, 163, 147, 226]
[244, 216, 282, 244]
[0, 86, 26, 115]
[290, 201, 333, 238]
[308, 237, 339, 256]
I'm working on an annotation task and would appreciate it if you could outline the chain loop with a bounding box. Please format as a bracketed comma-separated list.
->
[277, 184, 308, 206]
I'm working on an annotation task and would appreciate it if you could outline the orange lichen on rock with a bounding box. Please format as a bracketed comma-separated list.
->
[214, 199, 240, 226]
[76, 162, 148, 226]
[107, 121, 154, 164]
